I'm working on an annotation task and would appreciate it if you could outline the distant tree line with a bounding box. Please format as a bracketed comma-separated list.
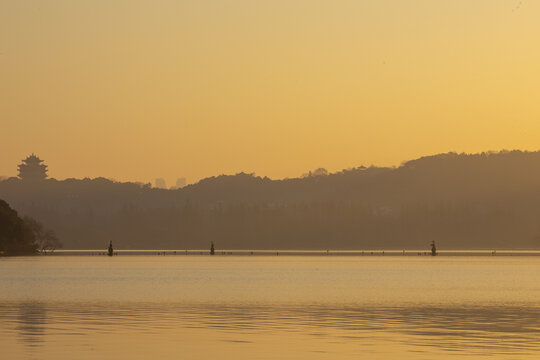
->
[1, 150, 540, 250]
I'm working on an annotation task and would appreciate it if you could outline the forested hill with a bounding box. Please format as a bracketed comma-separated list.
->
[2, 150, 540, 250]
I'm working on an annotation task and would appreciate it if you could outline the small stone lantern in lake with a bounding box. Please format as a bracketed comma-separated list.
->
[431, 241, 437, 256]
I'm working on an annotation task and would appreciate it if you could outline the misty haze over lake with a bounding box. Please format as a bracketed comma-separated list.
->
[2, 150, 540, 250]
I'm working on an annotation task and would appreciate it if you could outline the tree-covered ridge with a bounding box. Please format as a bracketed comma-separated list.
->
[1, 150, 540, 250]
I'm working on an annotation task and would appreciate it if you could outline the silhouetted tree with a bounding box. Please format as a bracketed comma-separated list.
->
[0, 199, 38, 255]
[23, 216, 62, 254]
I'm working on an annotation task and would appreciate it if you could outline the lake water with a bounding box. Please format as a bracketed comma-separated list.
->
[2, 255, 540, 359]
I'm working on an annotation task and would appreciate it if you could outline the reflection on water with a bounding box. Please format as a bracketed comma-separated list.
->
[2, 255, 540, 359]
[2, 301, 540, 358]
[15, 302, 46, 347]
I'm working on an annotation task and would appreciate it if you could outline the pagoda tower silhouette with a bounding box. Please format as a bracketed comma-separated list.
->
[18, 154, 48, 181]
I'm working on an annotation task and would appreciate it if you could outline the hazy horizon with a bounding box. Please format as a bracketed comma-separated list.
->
[2, 147, 539, 185]
[4, 150, 540, 251]
[3, 1, 540, 185]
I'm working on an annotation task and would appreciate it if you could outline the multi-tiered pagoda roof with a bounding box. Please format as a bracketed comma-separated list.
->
[18, 154, 48, 181]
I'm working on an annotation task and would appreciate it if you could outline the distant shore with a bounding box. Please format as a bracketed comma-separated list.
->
[42, 249, 540, 257]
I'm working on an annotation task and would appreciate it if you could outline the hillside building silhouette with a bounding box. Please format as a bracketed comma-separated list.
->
[18, 154, 48, 181]
[154, 178, 167, 189]
[175, 178, 186, 188]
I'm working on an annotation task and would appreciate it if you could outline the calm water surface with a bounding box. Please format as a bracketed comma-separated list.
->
[2, 255, 540, 359]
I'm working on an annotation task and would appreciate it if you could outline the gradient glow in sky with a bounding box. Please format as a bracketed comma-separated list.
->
[1, 0, 539, 185]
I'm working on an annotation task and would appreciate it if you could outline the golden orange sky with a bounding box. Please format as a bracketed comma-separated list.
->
[1, 1, 539, 186]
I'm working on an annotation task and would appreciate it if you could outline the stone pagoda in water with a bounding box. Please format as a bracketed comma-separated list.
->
[18, 154, 48, 181]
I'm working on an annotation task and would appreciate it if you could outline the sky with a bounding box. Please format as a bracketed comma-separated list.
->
[1, 0, 539, 186]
